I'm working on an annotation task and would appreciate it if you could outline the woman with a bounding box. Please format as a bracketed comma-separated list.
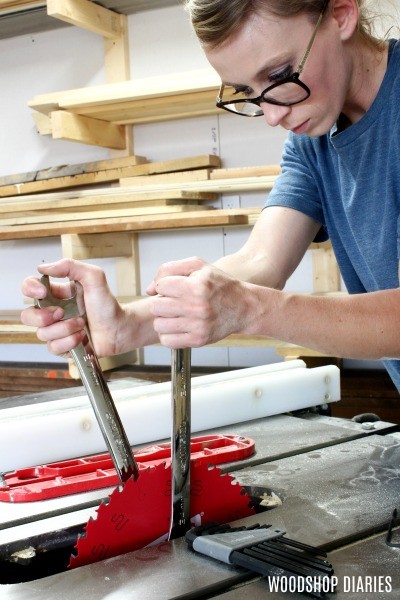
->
[21, 0, 400, 390]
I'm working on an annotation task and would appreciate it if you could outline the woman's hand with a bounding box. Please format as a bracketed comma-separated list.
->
[147, 257, 254, 348]
[21, 259, 126, 358]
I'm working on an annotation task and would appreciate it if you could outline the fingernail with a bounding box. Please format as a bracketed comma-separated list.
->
[50, 307, 64, 320]
[32, 282, 45, 293]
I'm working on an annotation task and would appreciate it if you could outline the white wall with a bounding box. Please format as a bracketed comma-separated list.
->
[0, 2, 396, 370]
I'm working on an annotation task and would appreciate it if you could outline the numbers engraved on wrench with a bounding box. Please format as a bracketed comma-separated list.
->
[83, 353, 100, 386]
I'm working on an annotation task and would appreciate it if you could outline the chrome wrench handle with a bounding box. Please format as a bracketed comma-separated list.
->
[70, 334, 139, 483]
[169, 347, 191, 540]
[35, 275, 139, 483]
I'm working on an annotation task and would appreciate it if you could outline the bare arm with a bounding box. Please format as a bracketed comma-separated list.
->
[242, 284, 400, 360]
[149, 207, 400, 359]
[213, 206, 321, 288]
[151, 261, 400, 359]
[19, 207, 322, 357]
[146, 205, 322, 296]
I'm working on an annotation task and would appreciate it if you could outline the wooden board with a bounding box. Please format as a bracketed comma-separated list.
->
[0, 0, 42, 8]
[332, 369, 400, 424]
[125, 169, 212, 186]
[51, 110, 127, 149]
[0, 154, 147, 187]
[28, 69, 221, 127]
[122, 165, 281, 186]
[28, 69, 221, 115]
[0, 191, 217, 214]
[0, 209, 251, 240]
[118, 174, 277, 193]
[0, 154, 221, 197]
[0, 324, 39, 344]
[61, 91, 220, 125]
[47, 0, 124, 39]
[209, 165, 281, 179]
[208, 333, 335, 357]
[0, 203, 209, 226]
[0, 363, 79, 400]
[312, 244, 341, 292]
[0, 2, 180, 39]
[0, 310, 23, 323]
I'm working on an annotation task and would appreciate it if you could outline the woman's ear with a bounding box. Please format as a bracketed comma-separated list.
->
[330, 0, 359, 41]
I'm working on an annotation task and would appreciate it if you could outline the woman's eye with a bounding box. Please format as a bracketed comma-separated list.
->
[233, 87, 253, 98]
[269, 65, 293, 82]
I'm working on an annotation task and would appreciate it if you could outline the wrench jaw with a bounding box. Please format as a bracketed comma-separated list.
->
[34, 275, 83, 320]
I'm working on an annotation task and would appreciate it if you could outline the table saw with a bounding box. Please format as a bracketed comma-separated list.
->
[0, 360, 399, 599]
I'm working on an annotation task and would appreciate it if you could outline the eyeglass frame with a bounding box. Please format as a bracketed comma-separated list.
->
[216, 0, 330, 116]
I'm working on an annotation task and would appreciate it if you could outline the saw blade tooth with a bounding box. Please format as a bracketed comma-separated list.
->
[69, 460, 255, 570]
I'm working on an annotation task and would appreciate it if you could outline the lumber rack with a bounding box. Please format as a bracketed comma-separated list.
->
[0, 3, 343, 373]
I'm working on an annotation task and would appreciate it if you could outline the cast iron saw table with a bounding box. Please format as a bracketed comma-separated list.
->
[1, 378, 399, 599]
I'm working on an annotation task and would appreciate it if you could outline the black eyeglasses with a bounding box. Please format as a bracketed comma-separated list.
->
[216, 0, 329, 117]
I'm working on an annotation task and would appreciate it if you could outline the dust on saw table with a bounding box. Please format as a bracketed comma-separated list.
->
[0, 380, 399, 598]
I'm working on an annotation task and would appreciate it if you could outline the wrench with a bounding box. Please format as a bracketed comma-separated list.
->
[35, 275, 139, 484]
[169, 348, 191, 540]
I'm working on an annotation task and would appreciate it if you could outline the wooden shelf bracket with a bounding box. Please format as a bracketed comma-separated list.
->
[47, 0, 123, 39]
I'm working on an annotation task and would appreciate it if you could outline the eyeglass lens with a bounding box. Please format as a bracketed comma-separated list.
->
[221, 81, 309, 115]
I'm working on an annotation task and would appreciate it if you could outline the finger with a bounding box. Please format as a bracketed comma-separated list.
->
[22, 275, 74, 302]
[46, 330, 86, 356]
[21, 276, 48, 300]
[36, 316, 86, 343]
[146, 257, 206, 295]
[153, 316, 209, 347]
[153, 316, 190, 335]
[37, 259, 105, 290]
[158, 332, 193, 349]
[150, 296, 183, 318]
[153, 276, 193, 299]
[20, 305, 64, 327]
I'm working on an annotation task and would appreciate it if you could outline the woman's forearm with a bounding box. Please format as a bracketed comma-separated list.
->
[243, 285, 400, 360]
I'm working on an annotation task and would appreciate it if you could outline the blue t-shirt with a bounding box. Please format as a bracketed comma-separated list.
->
[265, 39, 400, 391]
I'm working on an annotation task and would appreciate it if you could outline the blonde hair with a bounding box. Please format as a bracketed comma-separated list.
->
[185, 0, 384, 50]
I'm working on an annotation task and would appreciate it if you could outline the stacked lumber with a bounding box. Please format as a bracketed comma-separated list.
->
[0, 0, 43, 12]
[0, 154, 280, 240]
[0, 361, 80, 400]
[0, 153, 216, 196]
[0, 0, 47, 24]
[0, 157, 347, 365]
[0, 154, 283, 365]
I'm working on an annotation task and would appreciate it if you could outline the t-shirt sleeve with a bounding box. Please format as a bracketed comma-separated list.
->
[264, 133, 327, 232]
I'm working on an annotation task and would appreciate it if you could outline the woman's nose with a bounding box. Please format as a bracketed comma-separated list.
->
[261, 102, 291, 127]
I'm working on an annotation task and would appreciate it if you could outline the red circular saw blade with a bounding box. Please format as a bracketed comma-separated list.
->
[69, 461, 254, 569]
